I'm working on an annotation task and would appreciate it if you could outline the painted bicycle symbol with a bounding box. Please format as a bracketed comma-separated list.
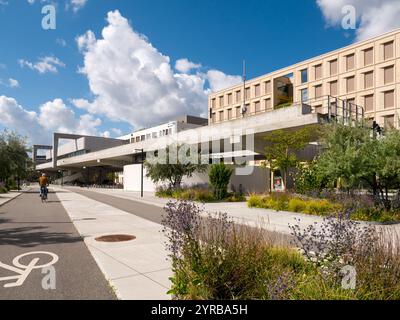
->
[0, 251, 59, 288]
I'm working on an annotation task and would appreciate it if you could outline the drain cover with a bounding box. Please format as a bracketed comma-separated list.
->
[95, 234, 136, 242]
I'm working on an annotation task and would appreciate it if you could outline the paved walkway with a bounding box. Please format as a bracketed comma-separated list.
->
[65, 187, 340, 235]
[69, 187, 400, 238]
[53, 186, 172, 300]
[0, 189, 116, 300]
[0, 191, 22, 207]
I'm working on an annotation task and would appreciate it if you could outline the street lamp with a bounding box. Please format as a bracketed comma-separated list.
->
[135, 149, 144, 198]
[58, 170, 64, 186]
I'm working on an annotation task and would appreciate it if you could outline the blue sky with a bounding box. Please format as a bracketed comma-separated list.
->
[1, 0, 399, 144]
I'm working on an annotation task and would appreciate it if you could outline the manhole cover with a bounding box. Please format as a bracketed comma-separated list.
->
[95, 234, 136, 242]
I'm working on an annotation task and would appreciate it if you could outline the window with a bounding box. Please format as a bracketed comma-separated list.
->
[300, 69, 308, 83]
[346, 76, 355, 93]
[265, 98, 272, 111]
[152, 132, 157, 138]
[314, 84, 323, 98]
[301, 88, 309, 102]
[245, 87, 250, 100]
[346, 98, 356, 105]
[219, 96, 224, 107]
[384, 115, 395, 128]
[364, 71, 374, 89]
[219, 111, 224, 121]
[346, 54, 355, 71]
[227, 108, 232, 120]
[254, 101, 261, 113]
[211, 98, 216, 108]
[227, 93, 232, 105]
[254, 84, 260, 97]
[384, 65, 394, 84]
[364, 48, 373, 66]
[146, 133, 151, 139]
[236, 106, 241, 117]
[265, 81, 271, 94]
[330, 81, 338, 96]
[314, 64, 322, 80]
[329, 59, 338, 76]
[235, 90, 241, 103]
[135, 137, 140, 142]
[168, 128, 172, 135]
[315, 105, 323, 113]
[384, 90, 395, 109]
[211, 113, 216, 123]
[364, 95, 374, 112]
[384, 41, 394, 60]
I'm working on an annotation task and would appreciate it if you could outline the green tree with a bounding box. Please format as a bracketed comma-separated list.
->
[0, 131, 31, 189]
[145, 144, 207, 190]
[263, 126, 317, 190]
[209, 163, 233, 200]
[315, 124, 400, 210]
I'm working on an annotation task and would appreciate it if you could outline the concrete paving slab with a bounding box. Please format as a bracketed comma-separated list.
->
[54, 187, 172, 300]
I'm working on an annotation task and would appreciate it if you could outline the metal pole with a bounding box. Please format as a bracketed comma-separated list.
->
[242, 60, 246, 118]
[327, 96, 331, 122]
[141, 149, 144, 198]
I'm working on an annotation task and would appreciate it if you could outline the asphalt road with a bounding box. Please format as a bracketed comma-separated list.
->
[0, 189, 116, 300]
[67, 188, 166, 225]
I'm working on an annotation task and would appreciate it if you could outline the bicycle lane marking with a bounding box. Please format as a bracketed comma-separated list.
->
[0, 252, 59, 288]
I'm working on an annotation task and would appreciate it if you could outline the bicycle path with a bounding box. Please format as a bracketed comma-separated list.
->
[0, 189, 116, 300]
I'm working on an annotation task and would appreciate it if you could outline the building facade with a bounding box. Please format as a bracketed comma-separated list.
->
[209, 28, 400, 129]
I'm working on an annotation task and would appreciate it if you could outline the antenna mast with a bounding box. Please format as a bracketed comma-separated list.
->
[242, 60, 247, 116]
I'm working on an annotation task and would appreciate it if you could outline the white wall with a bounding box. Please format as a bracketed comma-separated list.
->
[123, 164, 158, 192]
[123, 164, 270, 193]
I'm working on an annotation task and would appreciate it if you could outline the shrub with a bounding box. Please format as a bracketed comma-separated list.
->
[209, 163, 233, 200]
[226, 193, 246, 202]
[304, 199, 337, 215]
[155, 187, 173, 198]
[163, 200, 400, 300]
[0, 187, 7, 194]
[288, 198, 307, 213]
[193, 189, 214, 202]
[247, 194, 266, 208]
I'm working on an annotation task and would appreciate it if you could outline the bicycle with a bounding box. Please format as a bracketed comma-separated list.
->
[40, 186, 48, 203]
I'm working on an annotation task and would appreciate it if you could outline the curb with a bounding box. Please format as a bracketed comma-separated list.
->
[0, 192, 24, 207]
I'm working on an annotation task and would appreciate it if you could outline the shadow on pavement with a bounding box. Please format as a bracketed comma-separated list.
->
[0, 225, 82, 248]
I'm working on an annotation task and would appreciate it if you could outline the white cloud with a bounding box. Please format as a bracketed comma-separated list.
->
[0, 96, 40, 141]
[317, 0, 400, 41]
[207, 70, 242, 92]
[56, 38, 67, 47]
[0, 78, 19, 88]
[74, 10, 239, 129]
[70, 0, 87, 12]
[8, 78, 19, 88]
[111, 128, 123, 136]
[0, 95, 102, 144]
[19, 56, 65, 74]
[175, 58, 201, 73]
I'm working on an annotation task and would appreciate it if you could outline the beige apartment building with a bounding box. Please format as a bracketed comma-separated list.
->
[209, 28, 400, 129]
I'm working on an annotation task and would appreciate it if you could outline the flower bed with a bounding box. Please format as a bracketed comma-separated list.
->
[163, 200, 400, 300]
[156, 187, 246, 203]
[247, 193, 400, 223]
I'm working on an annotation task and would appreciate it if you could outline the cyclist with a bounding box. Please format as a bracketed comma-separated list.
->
[39, 173, 49, 200]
